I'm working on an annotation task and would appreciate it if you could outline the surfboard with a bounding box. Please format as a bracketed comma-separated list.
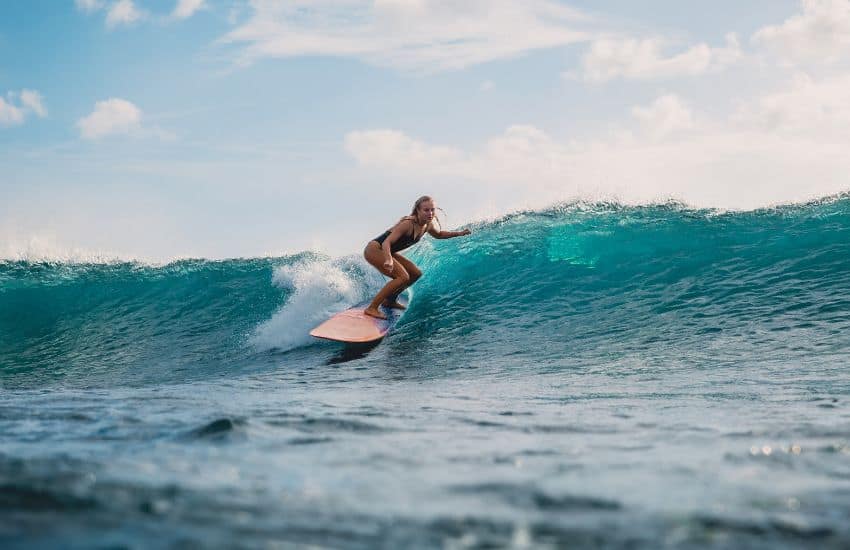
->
[309, 295, 409, 344]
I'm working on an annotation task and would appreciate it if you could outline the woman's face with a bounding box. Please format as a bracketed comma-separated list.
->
[418, 200, 436, 223]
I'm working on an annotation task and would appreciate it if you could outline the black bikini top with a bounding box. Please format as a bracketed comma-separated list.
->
[373, 221, 425, 252]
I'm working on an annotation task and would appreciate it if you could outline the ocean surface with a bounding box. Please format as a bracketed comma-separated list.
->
[2, 198, 850, 548]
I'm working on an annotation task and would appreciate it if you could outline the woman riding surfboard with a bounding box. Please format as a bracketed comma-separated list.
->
[363, 196, 471, 319]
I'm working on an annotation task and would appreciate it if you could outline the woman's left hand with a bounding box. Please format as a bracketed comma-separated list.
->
[460, 229, 471, 236]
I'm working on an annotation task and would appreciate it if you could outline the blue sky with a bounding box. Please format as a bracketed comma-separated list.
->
[3, 0, 850, 260]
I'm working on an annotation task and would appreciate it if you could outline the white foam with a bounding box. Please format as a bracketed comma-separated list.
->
[250, 255, 385, 352]
[0, 234, 127, 264]
[0, 233, 281, 267]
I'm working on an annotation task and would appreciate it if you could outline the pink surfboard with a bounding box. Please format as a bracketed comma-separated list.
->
[309, 296, 408, 343]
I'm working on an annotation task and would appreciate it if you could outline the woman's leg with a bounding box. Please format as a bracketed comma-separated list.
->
[363, 242, 410, 319]
[384, 253, 422, 308]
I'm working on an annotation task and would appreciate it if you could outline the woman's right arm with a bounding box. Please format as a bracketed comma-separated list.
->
[381, 239, 393, 269]
[381, 220, 413, 269]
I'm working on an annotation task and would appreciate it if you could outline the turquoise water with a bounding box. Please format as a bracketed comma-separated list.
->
[2, 198, 850, 548]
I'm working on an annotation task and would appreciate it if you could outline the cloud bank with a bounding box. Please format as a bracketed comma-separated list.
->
[223, 0, 595, 71]
[345, 63, 850, 212]
[753, 0, 850, 64]
[578, 34, 742, 82]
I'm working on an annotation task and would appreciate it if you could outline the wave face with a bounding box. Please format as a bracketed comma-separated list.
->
[402, 197, 850, 375]
[0, 257, 295, 388]
[3, 198, 850, 387]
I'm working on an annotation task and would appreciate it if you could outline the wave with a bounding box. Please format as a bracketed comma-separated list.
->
[0, 256, 303, 387]
[3, 196, 850, 387]
[400, 196, 850, 372]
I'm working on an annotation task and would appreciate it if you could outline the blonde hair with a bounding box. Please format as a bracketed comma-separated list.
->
[399, 195, 442, 231]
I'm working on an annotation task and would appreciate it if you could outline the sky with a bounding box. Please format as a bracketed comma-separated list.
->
[3, 0, 850, 260]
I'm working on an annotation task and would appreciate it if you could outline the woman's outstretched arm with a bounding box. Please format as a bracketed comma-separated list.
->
[428, 226, 471, 239]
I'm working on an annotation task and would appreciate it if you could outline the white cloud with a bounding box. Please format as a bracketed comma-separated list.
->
[0, 89, 47, 127]
[578, 33, 742, 82]
[173, 0, 206, 19]
[735, 72, 850, 139]
[77, 98, 143, 139]
[223, 0, 594, 72]
[483, 125, 562, 167]
[345, 129, 463, 168]
[0, 97, 25, 127]
[75, 0, 145, 28]
[106, 0, 143, 28]
[19, 89, 48, 118]
[347, 125, 577, 198]
[344, 73, 850, 212]
[631, 94, 695, 140]
[753, 0, 850, 64]
[75, 0, 103, 12]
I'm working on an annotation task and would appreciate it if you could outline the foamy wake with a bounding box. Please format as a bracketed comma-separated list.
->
[250, 255, 385, 352]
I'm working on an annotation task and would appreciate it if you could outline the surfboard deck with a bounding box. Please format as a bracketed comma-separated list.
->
[309, 296, 408, 343]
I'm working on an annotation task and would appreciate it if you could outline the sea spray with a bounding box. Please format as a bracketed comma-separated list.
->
[250, 255, 383, 351]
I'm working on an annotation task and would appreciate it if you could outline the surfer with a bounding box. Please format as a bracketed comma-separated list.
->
[363, 196, 471, 319]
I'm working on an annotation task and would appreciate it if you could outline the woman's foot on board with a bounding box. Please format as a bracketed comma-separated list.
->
[364, 307, 387, 320]
[382, 300, 407, 310]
